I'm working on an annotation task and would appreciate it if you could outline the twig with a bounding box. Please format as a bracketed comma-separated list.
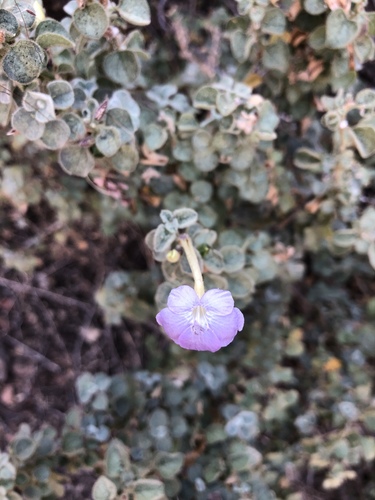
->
[4, 336, 61, 373]
[157, 0, 169, 31]
[0, 277, 91, 311]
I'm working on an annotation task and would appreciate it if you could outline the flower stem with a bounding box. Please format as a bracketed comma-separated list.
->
[178, 234, 205, 298]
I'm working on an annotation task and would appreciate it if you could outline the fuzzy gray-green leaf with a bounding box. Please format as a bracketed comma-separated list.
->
[133, 479, 166, 500]
[221, 246, 246, 273]
[103, 51, 140, 85]
[95, 126, 122, 157]
[41, 120, 70, 150]
[11, 108, 45, 141]
[326, 9, 359, 49]
[0, 9, 19, 41]
[173, 208, 198, 228]
[111, 144, 139, 173]
[47, 81, 75, 110]
[35, 18, 75, 48]
[351, 125, 375, 158]
[154, 224, 176, 253]
[59, 146, 95, 177]
[92, 476, 117, 500]
[118, 0, 151, 26]
[2, 40, 45, 84]
[62, 113, 86, 141]
[261, 8, 286, 35]
[144, 124, 168, 150]
[73, 3, 109, 39]
[193, 86, 219, 110]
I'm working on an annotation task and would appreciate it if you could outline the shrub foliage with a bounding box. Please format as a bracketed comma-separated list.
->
[1, 0, 375, 498]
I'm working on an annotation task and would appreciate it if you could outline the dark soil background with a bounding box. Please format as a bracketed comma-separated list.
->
[0, 200, 161, 447]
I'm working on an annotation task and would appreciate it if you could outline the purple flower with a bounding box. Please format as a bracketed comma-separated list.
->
[156, 285, 244, 352]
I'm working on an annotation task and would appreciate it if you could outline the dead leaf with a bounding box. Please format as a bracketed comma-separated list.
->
[305, 198, 321, 214]
[141, 167, 161, 184]
[287, 0, 302, 20]
[266, 184, 279, 206]
[243, 72, 263, 88]
[140, 145, 169, 166]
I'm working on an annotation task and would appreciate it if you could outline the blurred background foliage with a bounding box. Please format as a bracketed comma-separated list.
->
[0, 0, 375, 498]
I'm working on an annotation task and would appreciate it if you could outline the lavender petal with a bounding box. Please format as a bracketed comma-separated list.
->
[156, 307, 191, 341]
[167, 285, 199, 314]
[201, 289, 234, 316]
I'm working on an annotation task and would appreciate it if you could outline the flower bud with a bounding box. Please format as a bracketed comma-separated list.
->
[167, 249, 180, 263]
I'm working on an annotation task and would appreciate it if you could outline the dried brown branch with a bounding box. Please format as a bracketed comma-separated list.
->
[172, 17, 221, 78]
[0, 277, 91, 311]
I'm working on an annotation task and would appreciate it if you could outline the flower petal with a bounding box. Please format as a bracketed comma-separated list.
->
[206, 307, 244, 344]
[176, 328, 224, 352]
[200, 289, 234, 316]
[156, 307, 190, 341]
[167, 285, 199, 314]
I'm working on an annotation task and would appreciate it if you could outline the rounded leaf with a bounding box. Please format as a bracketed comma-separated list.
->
[11, 108, 45, 141]
[154, 224, 176, 253]
[95, 126, 122, 157]
[190, 180, 213, 203]
[353, 35, 375, 63]
[108, 89, 140, 129]
[304, 0, 327, 15]
[2, 40, 45, 84]
[106, 108, 134, 143]
[326, 9, 359, 49]
[261, 8, 286, 35]
[59, 146, 95, 177]
[76, 372, 97, 403]
[41, 119, 70, 150]
[262, 40, 289, 73]
[294, 148, 322, 172]
[92, 475, 117, 500]
[230, 30, 252, 63]
[0, 9, 19, 41]
[308, 26, 326, 51]
[111, 144, 139, 173]
[351, 126, 375, 158]
[156, 452, 184, 480]
[144, 124, 168, 150]
[193, 149, 219, 172]
[230, 146, 254, 171]
[23, 485, 42, 499]
[221, 246, 246, 273]
[73, 3, 109, 39]
[47, 81, 75, 110]
[118, 0, 151, 26]
[133, 479, 166, 500]
[62, 431, 84, 455]
[216, 92, 238, 116]
[103, 51, 139, 85]
[35, 18, 75, 48]
[193, 86, 218, 110]
[62, 112, 86, 141]
[105, 439, 131, 479]
[355, 89, 375, 108]
[22, 91, 55, 123]
[5, 1, 36, 29]
[173, 208, 198, 228]
[227, 271, 255, 299]
[12, 437, 36, 461]
[204, 249, 224, 274]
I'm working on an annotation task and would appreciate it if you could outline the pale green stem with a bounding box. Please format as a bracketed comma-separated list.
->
[178, 234, 205, 298]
